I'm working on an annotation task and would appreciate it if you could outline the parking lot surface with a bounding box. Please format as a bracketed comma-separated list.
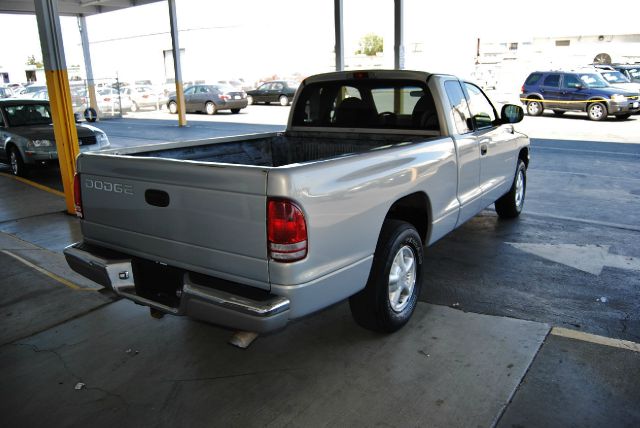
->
[0, 106, 638, 427]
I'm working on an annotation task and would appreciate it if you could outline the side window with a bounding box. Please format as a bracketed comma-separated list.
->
[543, 74, 560, 87]
[272, 83, 284, 91]
[563, 75, 582, 89]
[525, 73, 542, 85]
[183, 86, 196, 95]
[464, 83, 496, 129]
[259, 83, 271, 91]
[444, 81, 471, 134]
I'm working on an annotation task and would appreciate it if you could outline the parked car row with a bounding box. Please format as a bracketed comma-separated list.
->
[520, 67, 640, 121]
[165, 79, 301, 115]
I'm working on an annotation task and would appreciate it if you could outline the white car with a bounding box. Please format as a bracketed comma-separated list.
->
[120, 86, 165, 111]
[96, 87, 132, 114]
[597, 70, 640, 97]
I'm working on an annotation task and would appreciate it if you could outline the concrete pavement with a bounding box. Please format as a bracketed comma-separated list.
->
[1, 112, 639, 427]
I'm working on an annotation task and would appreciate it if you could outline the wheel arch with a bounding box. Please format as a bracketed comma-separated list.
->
[384, 192, 431, 245]
[586, 97, 608, 112]
[518, 147, 530, 169]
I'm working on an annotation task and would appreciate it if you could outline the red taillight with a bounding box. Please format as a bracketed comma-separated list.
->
[219, 94, 231, 101]
[73, 173, 83, 218]
[521, 85, 525, 93]
[267, 199, 307, 262]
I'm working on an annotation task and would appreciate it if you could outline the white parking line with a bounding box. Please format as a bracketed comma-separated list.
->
[2, 250, 96, 291]
[551, 327, 640, 353]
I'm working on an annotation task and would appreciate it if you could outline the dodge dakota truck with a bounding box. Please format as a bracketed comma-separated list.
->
[64, 70, 530, 334]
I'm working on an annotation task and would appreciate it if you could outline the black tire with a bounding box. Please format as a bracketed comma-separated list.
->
[349, 220, 423, 332]
[279, 95, 289, 106]
[552, 110, 565, 116]
[247, 95, 253, 105]
[495, 159, 526, 218]
[526, 99, 543, 116]
[168, 101, 178, 114]
[205, 102, 217, 115]
[8, 146, 27, 177]
[587, 102, 607, 121]
[231, 108, 241, 114]
[615, 114, 631, 120]
[130, 101, 138, 112]
[84, 107, 97, 122]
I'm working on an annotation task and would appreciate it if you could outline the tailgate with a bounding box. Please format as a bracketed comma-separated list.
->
[77, 154, 270, 290]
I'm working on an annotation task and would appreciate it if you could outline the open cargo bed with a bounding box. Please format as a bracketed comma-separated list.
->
[128, 131, 429, 167]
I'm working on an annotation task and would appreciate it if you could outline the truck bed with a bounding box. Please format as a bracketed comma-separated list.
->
[131, 131, 428, 167]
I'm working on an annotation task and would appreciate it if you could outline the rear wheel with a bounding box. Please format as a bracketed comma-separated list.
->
[168, 101, 178, 114]
[349, 220, 423, 332]
[526, 100, 543, 116]
[130, 101, 139, 112]
[247, 95, 254, 105]
[279, 95, 289, 106]
[205, 102, 217, 115]
[9, 146, 27, 177]
[587, 102, 607, 121]
[495, 159, 526, 218]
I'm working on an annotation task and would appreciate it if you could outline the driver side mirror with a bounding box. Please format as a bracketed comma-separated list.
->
[500, 104, 524, 124]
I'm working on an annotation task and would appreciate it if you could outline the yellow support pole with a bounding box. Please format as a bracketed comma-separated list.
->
[168, 0, 187, 127]
[175, 81, 186, 126]
[45, 69, 80, 214]
[35, 0, 80, 215]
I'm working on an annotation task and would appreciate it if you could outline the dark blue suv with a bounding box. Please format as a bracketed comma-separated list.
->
[520, 70, 640, 121]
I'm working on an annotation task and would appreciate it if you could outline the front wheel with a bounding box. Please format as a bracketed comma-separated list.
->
[9, 146, 27, 177]
[587, 102, 607, 121]
[130, 101, 138, 112]
[279, 95, 289, 106]
[246, 95, 254, 105]
[168, 101, 178, 114]
[526, 100, 543, 116]
[495, 159, 526, 218]
[349, 220, 423, 332]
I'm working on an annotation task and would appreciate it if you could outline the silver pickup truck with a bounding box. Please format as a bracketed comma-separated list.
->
[64, 70, 530, 334]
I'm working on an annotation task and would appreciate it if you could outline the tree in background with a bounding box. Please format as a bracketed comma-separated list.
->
[355, 33, 383, 56]
[26, 55, 44, 68]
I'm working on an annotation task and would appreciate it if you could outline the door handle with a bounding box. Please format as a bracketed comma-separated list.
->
[480, 144, 488, 156]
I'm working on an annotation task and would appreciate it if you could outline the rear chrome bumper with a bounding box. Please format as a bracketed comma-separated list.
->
[63, 242, 290, 333]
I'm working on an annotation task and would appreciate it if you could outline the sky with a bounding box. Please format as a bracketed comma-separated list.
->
[1, 0, 639, 85]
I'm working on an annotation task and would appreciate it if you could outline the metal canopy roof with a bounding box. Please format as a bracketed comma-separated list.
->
[0, 0, 162, 16]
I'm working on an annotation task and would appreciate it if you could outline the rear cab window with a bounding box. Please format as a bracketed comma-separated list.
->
[291, 79, 438, 132]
